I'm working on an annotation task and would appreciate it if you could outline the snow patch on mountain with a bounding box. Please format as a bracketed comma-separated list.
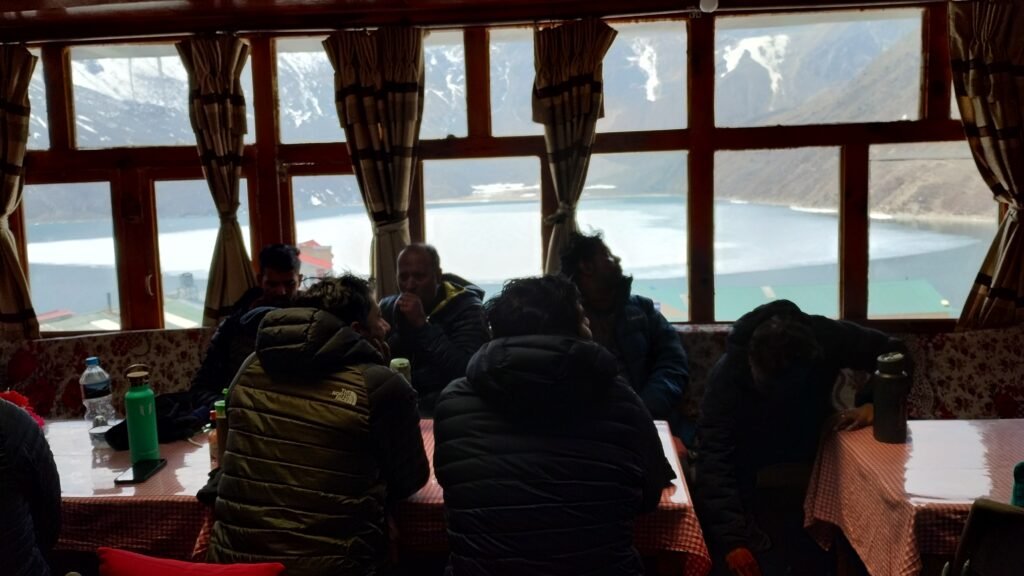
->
[627, 38, 660, 102]
[722, 34, 790, 96]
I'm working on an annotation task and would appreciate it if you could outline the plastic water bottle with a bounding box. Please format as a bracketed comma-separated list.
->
[80, 357, 117, 445]
[125, 364, 160, 464]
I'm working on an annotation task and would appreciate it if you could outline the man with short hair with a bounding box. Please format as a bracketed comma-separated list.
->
[190, 243, 303, 411]
[696, 299, 909, 576]
[207, 274, 429, 575]
[560, 231, 691, 443]
[379, 243, 489, 415]
[434, 275, 674, 575]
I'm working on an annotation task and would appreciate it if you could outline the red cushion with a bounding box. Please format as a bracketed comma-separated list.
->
[98, 547, 286, 576]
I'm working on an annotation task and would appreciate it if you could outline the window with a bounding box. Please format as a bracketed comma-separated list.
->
[423, 157, 542, 297]
[291, 175, 372, 278]
[868, 142, 998, 319]
[489, 28, 544, 137]
[577, 151, 688, 320]
[276, 36, 346, 144]
[422, 30, 468, 139]
[715, 9, 922, 127]
[23, 183, 120, 331]
[714, 148, 840, 320]
[156, 180, 251, 329]
[28, 48, 48, 150]
[71, 43, 254, 148]
[598, 21, 687, 132]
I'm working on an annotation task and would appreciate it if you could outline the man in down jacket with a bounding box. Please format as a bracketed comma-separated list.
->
[207, 274, 429, 576]
[434, 275, 675, 576]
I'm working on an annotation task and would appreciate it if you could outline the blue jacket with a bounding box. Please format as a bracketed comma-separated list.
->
[611, 294, 691, 443]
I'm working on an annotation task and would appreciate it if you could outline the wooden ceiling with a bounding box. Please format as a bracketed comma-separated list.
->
[1, 0, 939, 42]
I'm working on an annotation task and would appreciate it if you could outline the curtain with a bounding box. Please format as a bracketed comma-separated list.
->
[0, 46, 38, 340]
[177, 34, 255, 327]
[533, 19, 617, 274]
[951, 2, 1024, 329]
[324, 27, 425, 297]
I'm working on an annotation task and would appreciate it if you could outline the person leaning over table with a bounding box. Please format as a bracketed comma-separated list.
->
[694, 299, 911, 576]
[206, 274, 429, 576]
[434, 275, 675, 576]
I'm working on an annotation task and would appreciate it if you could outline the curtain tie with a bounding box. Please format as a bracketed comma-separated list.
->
[219, 214, 238, 225]
[1008, 206, 1019, 223]
[376, 219, 409, 234]
[544, 202, 577, 225]
[0, 216, 9, 234]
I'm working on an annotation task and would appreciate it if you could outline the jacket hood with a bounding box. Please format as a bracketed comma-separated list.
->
[466, 335, 619, 417]
[255, 307, 383, 375]
[727, 299, 804, 351]
[442, 272, 485, 300]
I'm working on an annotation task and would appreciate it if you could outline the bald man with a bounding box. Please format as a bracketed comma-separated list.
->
[379, 244, 490, 415]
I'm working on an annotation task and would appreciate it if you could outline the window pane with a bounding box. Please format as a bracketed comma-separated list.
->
[490, 28, 543, 136]
[716, 9, 922, 127]
[156, 180, 251, 329]
[424, 157, 541, 296]
[598, 21, 687, 133]
[423, 30, 467, 139]
[276, 37, 346, 144]
[72, 44, 255, 148]
[868, 142, 998, 319]
[577, 151, 688, 321]
[24, 182, 120, 331]
[28, 48, 48, 150]
[292, 175, 372, 277]
[715, 148, 840, 320]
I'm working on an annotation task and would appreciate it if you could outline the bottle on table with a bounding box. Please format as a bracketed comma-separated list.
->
[214, 399, 228, 466]
[124, 363, 160, 464]
[80, 356, 117, 445]
[208, 408, 219, 466]
[871, 352, 911, 444]
[390, 357, 412, 384]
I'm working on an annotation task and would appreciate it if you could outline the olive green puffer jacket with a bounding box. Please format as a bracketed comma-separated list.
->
[207, 307, 429, 576]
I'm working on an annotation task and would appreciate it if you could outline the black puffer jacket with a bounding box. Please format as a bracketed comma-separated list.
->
[207, 308, 429, 575]
[435, 335, 675, 576]
[0, 399, 61, 576]
[380, 275, 489, 415]
[190, 287, 267, 411]
[695, 299, 908, 554]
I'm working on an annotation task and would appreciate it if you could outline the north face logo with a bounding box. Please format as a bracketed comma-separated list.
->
[331, 389, 357, 406]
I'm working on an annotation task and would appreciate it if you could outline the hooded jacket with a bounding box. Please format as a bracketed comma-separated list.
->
[0, 399, 61, 576]
[695, 299, 907, 554]
[380, 274, 489, 415]
[206, 307, 429, 576]
[434, 335, 675, 576]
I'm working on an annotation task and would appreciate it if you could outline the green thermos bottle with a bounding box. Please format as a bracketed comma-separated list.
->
[125, 364, 160, 464]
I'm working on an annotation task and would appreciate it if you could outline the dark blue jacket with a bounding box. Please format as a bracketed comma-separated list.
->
[695, 299, 907, 553]
[611, 294, 691, 443]
[0, 399, 61, 576]
[435, 335, 674, 576]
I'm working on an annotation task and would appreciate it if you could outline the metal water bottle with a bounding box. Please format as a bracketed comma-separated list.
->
[872, 352, 910, 444]
[1012, 462, 1024, 507]
[124, 363, 160, 464]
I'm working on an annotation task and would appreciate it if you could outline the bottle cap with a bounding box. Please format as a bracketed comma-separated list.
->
[214, 400, 227, 419]
[390, 358, 410, 371]
[209, 409, 218, 423]
[126, 363, 150, 387]
[86, 356, 99, 366]
[876, 352, 905, 375]
[1015, 461, 1024, 482]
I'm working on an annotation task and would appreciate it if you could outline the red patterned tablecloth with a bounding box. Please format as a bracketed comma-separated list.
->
[49, 420, 209, 560]
[53, 418, 710, 575]
[804, 419, 1024, 576]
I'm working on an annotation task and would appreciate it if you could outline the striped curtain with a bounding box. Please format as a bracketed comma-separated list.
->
[0, 46, 38, 340]
[177, 34, 256, 327]
[951, 2, 1024, 329]
[533, 19, 617, 274]
[323, 27, 425, 297]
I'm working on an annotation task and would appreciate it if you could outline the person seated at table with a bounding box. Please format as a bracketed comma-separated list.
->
[434, 275, 675, 576]
[0, 397, 61, 576]
[206, 274, 429, 576]
[379, 243, 489, 416]
[695, 299, 910, 576]
[560, 231, 692, 445]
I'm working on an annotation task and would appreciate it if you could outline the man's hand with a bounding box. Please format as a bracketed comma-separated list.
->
[834, 403, 874, 431]
[725, 547, 763, 576]
[396, 293, 428, 328]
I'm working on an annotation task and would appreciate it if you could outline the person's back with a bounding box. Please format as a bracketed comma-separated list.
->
[0, 397, 61, 576]
[207, 276, 428, 576]
[434, 276, 673, 576]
